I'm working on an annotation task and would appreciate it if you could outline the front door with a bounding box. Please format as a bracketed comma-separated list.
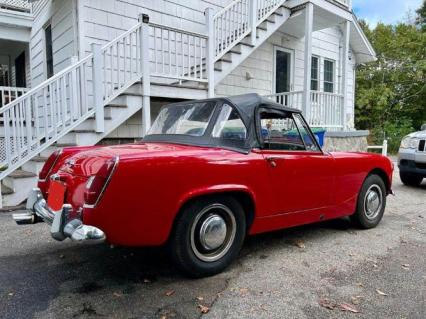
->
[256, 108, 335, 216]
[15, 51, 26, 88]
[274, 47, 293, 94]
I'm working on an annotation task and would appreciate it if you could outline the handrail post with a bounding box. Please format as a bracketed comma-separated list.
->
[249, 0, 257, 45]
[205, 7, 215, 98]
[382, 140, 388, 156]
[139, 13, 151, 135]
[91, 43, 104, 133]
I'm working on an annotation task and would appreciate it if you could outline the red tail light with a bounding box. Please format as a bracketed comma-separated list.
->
[39, 150, 62, 180]
[84, 156, 119, 207]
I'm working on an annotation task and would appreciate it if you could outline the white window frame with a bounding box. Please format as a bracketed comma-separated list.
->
[311, 55, 320, 91]
[43, 20, 53, 80]
[323, 58, 336, 93]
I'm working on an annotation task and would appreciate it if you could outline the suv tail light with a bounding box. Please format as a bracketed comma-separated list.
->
[39, 150, 62, 181]
[84, 156, 119, 207]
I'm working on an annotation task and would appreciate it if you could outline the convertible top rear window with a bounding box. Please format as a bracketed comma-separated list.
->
[148, 101, 216, 136]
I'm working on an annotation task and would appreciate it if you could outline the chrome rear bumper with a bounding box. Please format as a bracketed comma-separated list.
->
[13, 188, 105, 242]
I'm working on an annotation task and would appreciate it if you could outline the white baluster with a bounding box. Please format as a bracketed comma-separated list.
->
[91, 43, 104, 133]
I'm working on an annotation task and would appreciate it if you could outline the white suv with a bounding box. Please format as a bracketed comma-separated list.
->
[398, 124, 426, 186]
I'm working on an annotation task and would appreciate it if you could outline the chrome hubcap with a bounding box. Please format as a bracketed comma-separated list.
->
[199, 215, 227, 250]
[364, 185, 383, 220]
[190, 204, 236, 262]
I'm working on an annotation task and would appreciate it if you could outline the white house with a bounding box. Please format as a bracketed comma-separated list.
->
[0, 0, 375, 207]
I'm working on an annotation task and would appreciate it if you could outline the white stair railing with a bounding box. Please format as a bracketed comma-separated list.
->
[0, 86, 29, 107]
[0, 17, 208, 180]
[213, 0, 286, 61]
[0, 55, 94, 179]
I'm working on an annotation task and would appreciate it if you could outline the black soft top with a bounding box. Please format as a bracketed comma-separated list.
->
[225, 93, 301, 126]
[143, 93, 302, 153]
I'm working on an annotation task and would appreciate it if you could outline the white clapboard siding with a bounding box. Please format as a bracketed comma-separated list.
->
[29, 0, 75, 87]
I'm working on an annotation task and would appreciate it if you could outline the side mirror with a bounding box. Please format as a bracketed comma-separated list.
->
[421, 124, 426, 131]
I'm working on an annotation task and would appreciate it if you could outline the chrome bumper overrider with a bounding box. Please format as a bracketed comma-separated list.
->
[12, 188, 105, 242]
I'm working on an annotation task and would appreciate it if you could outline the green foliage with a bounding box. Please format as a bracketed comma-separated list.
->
[355, 5, 426, 153]
[371, 118, 414, 154]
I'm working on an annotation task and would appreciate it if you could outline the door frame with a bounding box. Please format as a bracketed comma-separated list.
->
[272, 46, 295, 94]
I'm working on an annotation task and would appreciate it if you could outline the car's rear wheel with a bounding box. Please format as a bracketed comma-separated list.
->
[400, 171, 423, 186]
[169, 196, 246, 278]
[351, 174, 386, 229]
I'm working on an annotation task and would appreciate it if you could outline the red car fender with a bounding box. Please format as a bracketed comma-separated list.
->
[175, 183, 257, 226]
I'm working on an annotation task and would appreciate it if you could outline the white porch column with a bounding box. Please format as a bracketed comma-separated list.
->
[341, 20, 350, 130]
[302, 3, 313, 122]
[139, 14, 151, 135]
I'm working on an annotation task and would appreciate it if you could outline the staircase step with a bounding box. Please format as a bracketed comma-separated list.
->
[31, 156, 48, 162]
[54, 143, 77, 147]
[1, 184, 13, 195]
[218, 57, 232, 63]
[9, 169, 37, 179]
[258, 23, 267, 31]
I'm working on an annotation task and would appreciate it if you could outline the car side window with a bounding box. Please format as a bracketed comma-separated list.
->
[293, 114, 320, 151]
[212, 104, 247, 141]
[259, 110, 305, 151]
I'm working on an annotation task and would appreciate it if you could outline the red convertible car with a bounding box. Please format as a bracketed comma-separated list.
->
[13, 94, 393, 277]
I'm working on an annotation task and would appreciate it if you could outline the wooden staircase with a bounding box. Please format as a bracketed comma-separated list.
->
[0, 0, 290, 207]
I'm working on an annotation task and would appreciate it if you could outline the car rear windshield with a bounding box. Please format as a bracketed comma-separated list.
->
[147, 101, 216, 137]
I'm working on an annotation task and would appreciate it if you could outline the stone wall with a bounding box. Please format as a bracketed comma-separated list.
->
[323, 131, 369, 153]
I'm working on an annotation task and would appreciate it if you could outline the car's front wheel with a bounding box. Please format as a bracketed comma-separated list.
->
[400, 171, 423, 186]
[169, 196, 246, 278]
[351, 174, 386, 229]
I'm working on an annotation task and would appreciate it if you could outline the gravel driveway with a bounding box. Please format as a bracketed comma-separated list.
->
[0, 163, 425, 319]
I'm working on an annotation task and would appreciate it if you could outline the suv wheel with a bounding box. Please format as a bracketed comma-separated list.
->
[400, 171, 423, 186]
[169, 196, 246, 278]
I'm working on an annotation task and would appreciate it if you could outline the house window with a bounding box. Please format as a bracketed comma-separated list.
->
[323, 59, 334, 93]
[45, 25, 53, 79]
[311, 56, 319, 91]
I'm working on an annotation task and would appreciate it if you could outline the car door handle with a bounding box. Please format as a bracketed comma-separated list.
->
[265, 157, 278, 168]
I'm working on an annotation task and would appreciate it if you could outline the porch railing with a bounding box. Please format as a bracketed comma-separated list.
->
[0, 18, 208, 179]
[265, 91, 344, 130]
[213, 0, 285, 61]
[0, 0, 31, 13]
[0, 86, 29, 108]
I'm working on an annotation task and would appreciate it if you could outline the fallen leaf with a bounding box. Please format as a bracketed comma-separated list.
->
[339, 303, 360, 313]
[319, 298, 336, 310]
[198, 304, 210, 314]
[240, 288, 249, 296]
[376, 289, 388, 296]
[293, 239, 306, 249]
[165, 290, 175, 297]
[351, 295, 363, 305]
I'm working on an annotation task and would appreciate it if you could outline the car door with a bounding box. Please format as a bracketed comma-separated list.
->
[255, 108, 335, 215]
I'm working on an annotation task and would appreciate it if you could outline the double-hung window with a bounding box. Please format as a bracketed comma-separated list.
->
[311, 56, 319, 91]
[323, 59, 335, 93]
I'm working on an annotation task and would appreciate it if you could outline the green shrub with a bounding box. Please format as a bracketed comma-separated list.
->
[371, 118, 414, 154]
